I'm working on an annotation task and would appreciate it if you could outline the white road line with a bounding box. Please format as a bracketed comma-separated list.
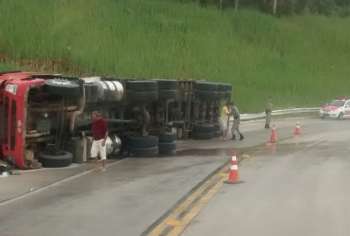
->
[0, 160, 124, 207]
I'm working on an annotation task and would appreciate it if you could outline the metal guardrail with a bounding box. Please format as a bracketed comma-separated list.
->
[240, 107, 319, 121]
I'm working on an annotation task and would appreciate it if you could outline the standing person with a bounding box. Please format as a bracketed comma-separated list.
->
[265, 97, 273, 129]
[91, 111, 108, 170]
[230, 101, 244, 141]
[222, 101, 231, 138]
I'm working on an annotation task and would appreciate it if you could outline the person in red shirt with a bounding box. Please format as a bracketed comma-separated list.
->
[91, 111, 108, 170]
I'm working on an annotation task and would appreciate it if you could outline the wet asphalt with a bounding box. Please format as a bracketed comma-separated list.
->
[183, 118, 350, 236]
[0, 116, 348, 236]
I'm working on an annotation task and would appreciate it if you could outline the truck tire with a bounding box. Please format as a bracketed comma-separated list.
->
[44, 79, 81, 98]
[194, 81, 218, 91]
[193, 123, 216, 133]
[39, 150, 73, 168]
[159, 132, 177, 143]
[217, 83, 232, 92]
[127, 135, 159, 149]
[156, 79, 177, 90]
[194, 90, 219, 101]
[159, 90, 177, 100]
[192, 131, 215, 140]
[129, 146, 159, 157]
[127, 91, 158, 103]
[159, 141, 176, 155]
[126, 80, 158, 91]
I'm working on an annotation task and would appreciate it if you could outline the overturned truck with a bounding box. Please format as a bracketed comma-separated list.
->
[0, 71, 232, 169]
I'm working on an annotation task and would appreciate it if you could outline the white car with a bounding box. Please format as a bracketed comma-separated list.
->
[320, 98, 350, 119]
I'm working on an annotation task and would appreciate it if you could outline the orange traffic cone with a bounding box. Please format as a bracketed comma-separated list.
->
[269, 125, 278, 143]
[293, 122, 301, 136]
[225, 155, 239, 184]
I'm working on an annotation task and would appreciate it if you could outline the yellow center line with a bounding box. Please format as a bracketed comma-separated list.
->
[147, 165, 228, 236]
[168, 177, 225, 236]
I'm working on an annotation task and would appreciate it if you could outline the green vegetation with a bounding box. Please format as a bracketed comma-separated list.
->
[0, 0, 350, 111]
[0, 63, 15, 72]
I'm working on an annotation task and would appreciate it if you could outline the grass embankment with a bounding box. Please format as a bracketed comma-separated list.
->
[0, 0, 350, 112]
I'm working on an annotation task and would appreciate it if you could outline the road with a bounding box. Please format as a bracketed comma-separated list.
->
[1, 116, 349, 236]
[183, 119, 350, 236]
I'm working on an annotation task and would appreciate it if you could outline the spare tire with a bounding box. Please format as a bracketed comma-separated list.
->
[39, 150, 73, 168]
[44, 79, 81, 98]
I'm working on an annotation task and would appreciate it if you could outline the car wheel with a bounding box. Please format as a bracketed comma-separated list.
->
[39, 150, 73, 168]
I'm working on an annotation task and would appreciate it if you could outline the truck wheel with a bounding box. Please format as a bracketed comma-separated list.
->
[129, 146, 159, 157]
[192, 131, 215, 140]
[194, 81, 218, 91]
[159, 141, 176, 155]
[194, 90, 219, 101]
[126, 80, 158, 91]
[159, 90, 177, 100]
[127, 135, 159, 149]
[156, 79, 177, 90]
[39, 150, 73, 168]
[193, 123, 216, 133]
[159, 132, 177, 143]
[127, 91, 158, 103]
[44, 79, 81, 98]
[217, 83, 232, 92]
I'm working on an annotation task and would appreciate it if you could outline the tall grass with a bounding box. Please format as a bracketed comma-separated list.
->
[0, 63, 15, 72]
[0, 0, 350, 112]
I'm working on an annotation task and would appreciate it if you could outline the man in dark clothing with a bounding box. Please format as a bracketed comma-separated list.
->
[230, 102, 244, 141]
[91, 111, 108, 170]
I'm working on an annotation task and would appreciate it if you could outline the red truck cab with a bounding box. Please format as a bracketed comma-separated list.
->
[0, 71, 81, 169]
[0, 72, 46, 168]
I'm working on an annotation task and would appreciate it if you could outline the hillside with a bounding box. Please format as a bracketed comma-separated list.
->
[0, 0, 350, 112]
